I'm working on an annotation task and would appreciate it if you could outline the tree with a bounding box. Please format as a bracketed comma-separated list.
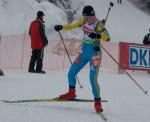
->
[129, 0, 150, 15]
[35, 0, 84, 23]
[48, 0, 75, 23]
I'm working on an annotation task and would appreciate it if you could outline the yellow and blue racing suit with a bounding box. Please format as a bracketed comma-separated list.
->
[63, 18, 110, 99]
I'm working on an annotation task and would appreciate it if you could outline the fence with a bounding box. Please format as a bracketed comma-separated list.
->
[0, 33, 119, 71]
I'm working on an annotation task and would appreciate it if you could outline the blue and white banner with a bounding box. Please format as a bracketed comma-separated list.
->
[129, 45, 150, 69]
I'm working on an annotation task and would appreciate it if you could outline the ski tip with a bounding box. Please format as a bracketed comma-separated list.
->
[1, 100, 9, 103]
[1, 100, 16, 103]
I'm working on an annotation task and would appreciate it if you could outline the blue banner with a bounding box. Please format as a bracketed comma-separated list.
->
[129, 45, 150, 69]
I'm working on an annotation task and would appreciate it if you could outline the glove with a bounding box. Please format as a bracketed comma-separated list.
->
[89, 33, 101, 39]
[94, 46, 100, 51]
[106, 38, 110, 41]
[54, 25, 63, 31]
[101, 19, 106, 24]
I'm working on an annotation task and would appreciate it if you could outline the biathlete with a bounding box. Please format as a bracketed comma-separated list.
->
[54, 5, 110, 113]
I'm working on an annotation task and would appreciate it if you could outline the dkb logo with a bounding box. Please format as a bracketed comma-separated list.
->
[129, 46, 150, 69]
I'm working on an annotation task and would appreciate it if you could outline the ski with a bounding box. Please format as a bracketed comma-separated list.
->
[97, 112, 107, 121]
[1, 97, 108, 103]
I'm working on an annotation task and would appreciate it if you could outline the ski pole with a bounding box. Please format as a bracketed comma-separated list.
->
[58, 31, 83, 89]
[101, 44, 148, 95]
[103, 2, 148, 95]
[104, 2, 114, 24]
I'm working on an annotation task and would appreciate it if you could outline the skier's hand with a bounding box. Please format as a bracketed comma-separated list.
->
[101, 19, 106, 24]
[89, 33, 101, 39]
[54, 25, 63, 31]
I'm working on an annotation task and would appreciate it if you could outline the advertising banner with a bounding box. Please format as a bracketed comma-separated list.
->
[119, 42, 150, 71]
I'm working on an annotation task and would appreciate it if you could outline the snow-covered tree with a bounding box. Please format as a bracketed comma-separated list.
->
[129, 0, 150, 14]
[35, 0, 84, 23]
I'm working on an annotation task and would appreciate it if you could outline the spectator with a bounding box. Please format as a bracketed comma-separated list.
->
[143, 29, 150, 44]
[28, 11, 48, 74]
[117, 0, 122, 4]
[0, 69, 4, 76]
[143, 28, 150, 73]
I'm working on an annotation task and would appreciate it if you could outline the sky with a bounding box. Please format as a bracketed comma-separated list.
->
[0, 0, 150, 122]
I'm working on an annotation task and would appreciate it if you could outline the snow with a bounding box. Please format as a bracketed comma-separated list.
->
[0, 0, 67, 37]
[0, 69, 150, 122]
[0, 0, 150, 122]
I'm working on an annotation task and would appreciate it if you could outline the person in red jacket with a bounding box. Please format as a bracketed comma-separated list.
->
[28, 11, 48, 74]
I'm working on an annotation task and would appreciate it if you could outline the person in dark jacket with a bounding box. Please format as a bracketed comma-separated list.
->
[143, 29, 150, 73]
[0, 69, 4, 76]
[143, 29, 150, 44]
[28, 11, 48, 74]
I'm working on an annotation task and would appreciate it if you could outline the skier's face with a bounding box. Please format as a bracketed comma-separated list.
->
[84, 16, 97, 24]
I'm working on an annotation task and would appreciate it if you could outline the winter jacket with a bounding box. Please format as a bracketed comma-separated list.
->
[143, 33, 150, 44]
[29, 18, 48, 49]
[62, 18, 110, 45]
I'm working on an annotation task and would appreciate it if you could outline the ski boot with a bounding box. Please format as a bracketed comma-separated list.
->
[94, 98, 103, 113]
[59, 87, 76, 100]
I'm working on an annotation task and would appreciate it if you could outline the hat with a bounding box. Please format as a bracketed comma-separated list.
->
[37, 11, 45, 17]
[82, 5, 95, 16]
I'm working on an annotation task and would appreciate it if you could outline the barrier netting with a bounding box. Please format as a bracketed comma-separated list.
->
[0, 33, 119, 71]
